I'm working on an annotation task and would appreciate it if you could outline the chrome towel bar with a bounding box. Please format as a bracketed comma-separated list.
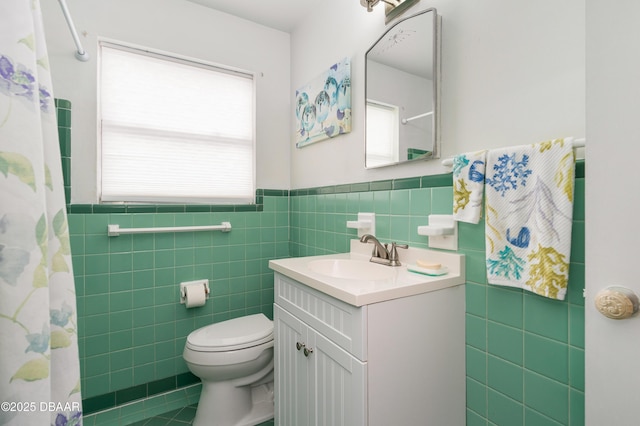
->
[441, 138, 585, 167]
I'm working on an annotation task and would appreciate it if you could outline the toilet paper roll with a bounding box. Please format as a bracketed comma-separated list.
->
[184, 284, 207, 308]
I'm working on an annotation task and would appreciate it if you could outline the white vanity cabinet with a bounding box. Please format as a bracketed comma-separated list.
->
[273, 271, 465, 426]
[274, 304, 367, 426]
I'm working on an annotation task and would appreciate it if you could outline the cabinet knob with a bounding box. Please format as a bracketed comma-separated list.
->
[304, 347, 314, 357]
[296, 342, 305, 351]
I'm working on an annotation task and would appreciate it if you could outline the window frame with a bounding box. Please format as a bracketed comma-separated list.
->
[365, 99, 400, 167]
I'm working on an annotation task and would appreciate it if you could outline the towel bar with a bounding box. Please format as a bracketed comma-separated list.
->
[441, 138, 585, 167]
[107, 222, 231, 237]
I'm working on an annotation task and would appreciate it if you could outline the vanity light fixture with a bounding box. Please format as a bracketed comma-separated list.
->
[360, 0, 393, 13]
[360, 0, 420, 23]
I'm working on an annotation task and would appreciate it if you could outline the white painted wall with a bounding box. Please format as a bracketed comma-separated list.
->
[41, 0, 584, 195]
[41, 0, 291, 203]
[290, 0, 585, 189]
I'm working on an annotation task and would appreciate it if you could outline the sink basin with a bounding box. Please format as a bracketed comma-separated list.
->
[307, 258, 395, 280]
[269, 240, 465, 306]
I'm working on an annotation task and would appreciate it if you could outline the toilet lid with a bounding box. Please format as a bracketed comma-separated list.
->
[186, 313, 273, 352]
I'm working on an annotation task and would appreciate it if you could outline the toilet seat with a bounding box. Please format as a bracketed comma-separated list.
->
[186, 313, 274, 352]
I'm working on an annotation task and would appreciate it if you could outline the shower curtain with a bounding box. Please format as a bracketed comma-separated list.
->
[1, 1, 82, 425]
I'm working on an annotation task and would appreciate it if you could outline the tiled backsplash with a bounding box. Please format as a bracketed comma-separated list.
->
[289, 174, 454, 257]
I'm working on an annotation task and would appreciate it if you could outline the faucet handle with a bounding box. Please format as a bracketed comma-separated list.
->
[389, 242, 408, 265]
[390, 242, 409, 252]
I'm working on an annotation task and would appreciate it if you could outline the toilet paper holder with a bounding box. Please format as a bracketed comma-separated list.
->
[180, 279, 210, 304]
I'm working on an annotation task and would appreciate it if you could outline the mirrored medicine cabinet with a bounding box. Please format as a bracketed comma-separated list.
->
[365, 8, 441, 168]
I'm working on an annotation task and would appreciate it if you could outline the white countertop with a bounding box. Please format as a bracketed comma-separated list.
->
[269, 240, 466, 307]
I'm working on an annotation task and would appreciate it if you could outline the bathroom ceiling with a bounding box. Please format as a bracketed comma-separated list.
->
[186, 0, 316, 32]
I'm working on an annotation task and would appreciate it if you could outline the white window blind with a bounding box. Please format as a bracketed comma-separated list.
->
[99, 42, 255, 204]
[366, 100, 399, 167]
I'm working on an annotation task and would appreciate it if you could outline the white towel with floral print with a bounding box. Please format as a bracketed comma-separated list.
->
[484, 138, 575, 300]
[452, 150, 487, 224]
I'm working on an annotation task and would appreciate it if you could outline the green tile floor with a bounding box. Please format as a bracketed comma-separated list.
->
[127, 405, 274, 426]
[128, 405, 197, 425]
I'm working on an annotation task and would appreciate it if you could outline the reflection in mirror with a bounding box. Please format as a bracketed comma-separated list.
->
[365, 8, 441, 168]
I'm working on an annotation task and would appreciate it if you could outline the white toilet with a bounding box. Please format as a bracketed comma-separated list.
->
[183, 313, 275, 426]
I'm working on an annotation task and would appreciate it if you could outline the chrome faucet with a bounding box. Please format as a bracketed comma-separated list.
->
[359, 234, 408, 267]
[360, 234, 389, 259]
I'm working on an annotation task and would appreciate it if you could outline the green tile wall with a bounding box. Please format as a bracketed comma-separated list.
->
[55, 99, 72, 205]
[289, 165, 585, 426]
[461, 171, 585, 426]
[289, 175, 452, 257]
[69, 197, 290, 411]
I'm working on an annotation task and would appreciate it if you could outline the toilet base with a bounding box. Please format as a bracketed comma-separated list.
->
[237, 382, 275, 426]
[193, 381, 274, 426]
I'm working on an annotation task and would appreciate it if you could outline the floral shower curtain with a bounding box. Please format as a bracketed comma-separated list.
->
[1, 1, 82, 425]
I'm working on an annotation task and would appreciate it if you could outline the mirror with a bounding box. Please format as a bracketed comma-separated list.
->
[365, 8, 441, 168]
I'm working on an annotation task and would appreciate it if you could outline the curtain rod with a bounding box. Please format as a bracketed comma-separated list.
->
[57, 0, 89, 61]
[401, 111, 433, 125]
[441, 138, 585, 167]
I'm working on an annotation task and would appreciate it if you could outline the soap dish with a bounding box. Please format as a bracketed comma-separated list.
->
[407, 264, 449, 276]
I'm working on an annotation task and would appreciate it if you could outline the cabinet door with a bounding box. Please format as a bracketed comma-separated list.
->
[274, 305, 310, 426]
[309, 329, 367, 426]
